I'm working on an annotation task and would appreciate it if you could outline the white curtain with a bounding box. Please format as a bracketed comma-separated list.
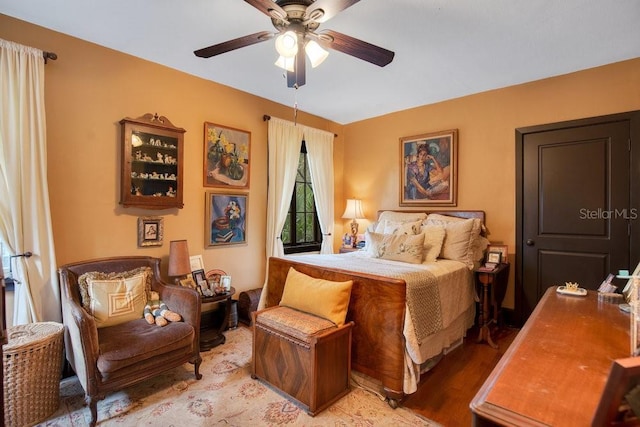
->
[305, 127, 335, 254]
[0, 39, 60, 324]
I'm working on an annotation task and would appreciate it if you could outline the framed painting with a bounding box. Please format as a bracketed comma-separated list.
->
[203, 122, 250, 189]
[400, 129, 457, 206]
[137, 216, 164, 247]
[205, 192, 248, 247]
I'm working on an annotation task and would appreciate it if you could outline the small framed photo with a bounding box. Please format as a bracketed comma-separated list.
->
[487, 244, 508, 264]
[190, 255, 205, 272]
[486, 251, 502, 264]
[192, 269, 206, 295]
[137, 216, 164, 247]
[220, 275, 232, 291]
[179, 277, 196, 290]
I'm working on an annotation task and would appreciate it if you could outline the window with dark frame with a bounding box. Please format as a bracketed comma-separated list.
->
[282, 141, 322, 254]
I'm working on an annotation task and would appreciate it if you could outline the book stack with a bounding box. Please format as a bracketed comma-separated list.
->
[216, 229, 234, 243]
[477, 262, 498, 272]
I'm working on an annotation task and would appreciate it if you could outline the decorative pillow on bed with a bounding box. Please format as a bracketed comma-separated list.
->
[279, 267, 353, 327]
[425, 213, 488, 266]
[382, 219, 422, 235]
[423, 216, 477, 267]
[367, 231, 425, 264]
[83, 273, 148, 328]
[374, 211, 427, 233]
[420, 224, 447, 263]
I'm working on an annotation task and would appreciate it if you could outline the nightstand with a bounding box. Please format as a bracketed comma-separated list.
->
[474, 263, 510, 348]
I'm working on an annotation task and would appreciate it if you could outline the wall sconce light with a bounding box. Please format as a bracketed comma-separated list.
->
[168, 239, 191, 285]
[341, 199, 365, 248]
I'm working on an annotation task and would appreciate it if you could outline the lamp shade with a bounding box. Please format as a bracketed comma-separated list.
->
[341, 199, 365, 220]
[168, 240, 191, 277]
[305, 40, 329, 68]
[275, 31, 298, 58]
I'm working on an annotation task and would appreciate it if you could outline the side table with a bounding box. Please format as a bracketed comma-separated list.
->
[200, 286, 235, 351]
[474, 263, 510, 348]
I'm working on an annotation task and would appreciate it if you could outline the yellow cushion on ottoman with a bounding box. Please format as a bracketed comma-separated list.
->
[279, 267, 353, 326]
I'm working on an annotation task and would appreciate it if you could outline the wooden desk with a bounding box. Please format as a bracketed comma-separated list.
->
[470, 287, 629, 426]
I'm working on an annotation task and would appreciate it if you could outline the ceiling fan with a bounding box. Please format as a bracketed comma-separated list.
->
[194, 0, 395, 88]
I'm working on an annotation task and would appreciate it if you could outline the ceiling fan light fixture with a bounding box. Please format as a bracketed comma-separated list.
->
[274, 55, 295, 72]
[275, 31, 298, 57]
[305, 40, 329, 68]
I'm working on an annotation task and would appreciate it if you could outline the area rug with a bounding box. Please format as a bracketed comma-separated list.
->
[37, 326, 437, 426]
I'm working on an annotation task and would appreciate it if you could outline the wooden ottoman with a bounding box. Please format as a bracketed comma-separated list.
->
[252, 306, 353, 415]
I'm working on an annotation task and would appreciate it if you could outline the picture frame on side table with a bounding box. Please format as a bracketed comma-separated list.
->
[203, 122, 250, 189]
[400, 129, 457, 207]
[192, 269, 206, 295]
[487, 244, 508, 264]
[205, 192, 248, 247]
[137, 216, 164, 247]
[189, 255, 205, 273]
[486, 251, 502, 265]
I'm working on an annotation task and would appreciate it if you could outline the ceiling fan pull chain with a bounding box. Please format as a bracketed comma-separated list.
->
[293, 89, 299, 125]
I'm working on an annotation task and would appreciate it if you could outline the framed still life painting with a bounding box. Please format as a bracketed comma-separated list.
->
[205, 192, 248, 247]
[203, 122, 250, 189]
[400, 129, 458, 206]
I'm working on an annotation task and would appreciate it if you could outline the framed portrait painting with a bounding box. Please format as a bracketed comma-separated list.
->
[400, 129, 457, 206]
[137, 216, 164, 247]
[203, 122, 250, 189]
[205, 192, 248, 247]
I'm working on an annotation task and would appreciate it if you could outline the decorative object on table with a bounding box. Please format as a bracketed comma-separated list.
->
[137, 216, 164, 247]
[168, 239, 191, 285]
[203, 122, 250, 189]
[621, 262, 640, 302]
[205, 192, 248, 247]
[205, 269, 226, 296]
[341, 199, 365, 248]
[400, 129, 458, 207]
[477, 250, 502, 272]
[556, 282, 587, 296]
[120, 113, 185, 209]
[191, 269, 207, 295]
[598, 273, 618, 294]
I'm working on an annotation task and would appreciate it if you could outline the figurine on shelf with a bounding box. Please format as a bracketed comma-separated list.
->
[156, 152, 164, 163]
[166, 187, 176, 197]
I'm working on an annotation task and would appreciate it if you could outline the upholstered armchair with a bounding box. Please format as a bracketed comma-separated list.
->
[59, 256, 201, 427]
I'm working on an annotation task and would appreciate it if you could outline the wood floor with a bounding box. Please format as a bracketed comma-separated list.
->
[403, 325, 518, 426]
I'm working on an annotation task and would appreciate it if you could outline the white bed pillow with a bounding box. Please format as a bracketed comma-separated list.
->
[425, 213, 488, 266]
[366, 231, 425, 264]
[374, 211, 427, 233]
[423, 215, 477, 267]
[383, 219, 422, 235]
[420, 224, 447, 263]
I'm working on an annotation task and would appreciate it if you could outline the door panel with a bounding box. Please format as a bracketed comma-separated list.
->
[519, 121, 630, 320]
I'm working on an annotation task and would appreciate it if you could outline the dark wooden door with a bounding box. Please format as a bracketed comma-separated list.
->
[516, 113, 639, 323]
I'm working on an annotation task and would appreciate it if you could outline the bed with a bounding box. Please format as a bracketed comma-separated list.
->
[262, 210, 488, 406]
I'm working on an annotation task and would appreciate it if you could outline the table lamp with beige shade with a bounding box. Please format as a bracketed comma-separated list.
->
[341, 199, 365, 248]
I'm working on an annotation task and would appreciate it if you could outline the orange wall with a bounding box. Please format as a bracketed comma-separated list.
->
[0, 15, 344, 296]
[3, 14, 640, 310]
[343, 58, 640, 307]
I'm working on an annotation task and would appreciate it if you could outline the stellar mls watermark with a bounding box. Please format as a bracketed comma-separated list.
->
[579, 208, 638, 220]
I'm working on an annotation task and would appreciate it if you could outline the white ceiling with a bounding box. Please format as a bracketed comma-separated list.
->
[1, 0, 639, 124]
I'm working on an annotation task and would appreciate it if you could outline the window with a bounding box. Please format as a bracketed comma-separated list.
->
[282, 141, 321, 254]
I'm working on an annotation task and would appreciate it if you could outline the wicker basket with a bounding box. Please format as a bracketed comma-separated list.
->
[3, 322, 64, 427]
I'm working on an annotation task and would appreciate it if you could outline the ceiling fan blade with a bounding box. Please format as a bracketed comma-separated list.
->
[305, 0, 360, 23]
[317, 29, 394, 67]
[287, 50, 306, 88]
[244, 0, 287, 20]
[194, 31, 273, 58]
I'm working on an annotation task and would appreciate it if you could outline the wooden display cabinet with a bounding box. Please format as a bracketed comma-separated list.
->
[120, 113, 186, 209]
